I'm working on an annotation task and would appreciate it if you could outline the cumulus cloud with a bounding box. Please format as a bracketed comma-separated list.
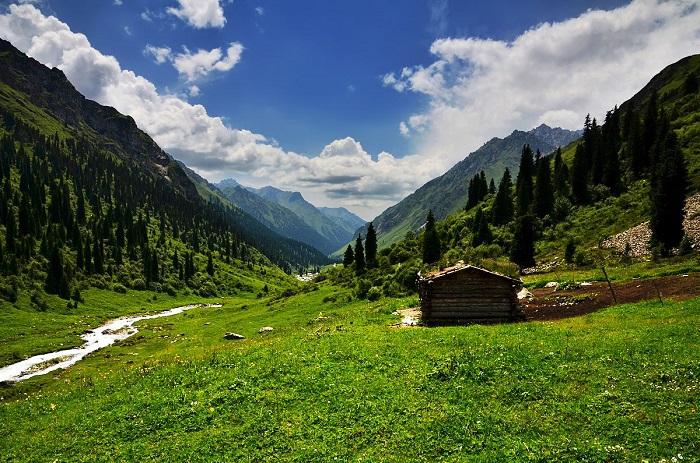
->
[384, 0, 700, 166]
[0, 3, 431, 218]
[143, 44, 172, 64]
[166, 0, 226, 29]
[172, 43, 243, 81]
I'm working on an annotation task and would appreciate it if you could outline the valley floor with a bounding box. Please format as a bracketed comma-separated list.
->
[1, 278, 699, 462]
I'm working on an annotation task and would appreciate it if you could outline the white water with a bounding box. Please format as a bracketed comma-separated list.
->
[0, 303, 221, 383]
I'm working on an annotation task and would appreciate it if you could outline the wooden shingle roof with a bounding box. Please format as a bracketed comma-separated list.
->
[419, 263, 522, 285]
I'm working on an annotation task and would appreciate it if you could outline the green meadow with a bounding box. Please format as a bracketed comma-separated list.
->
[1, 283, 698, 462]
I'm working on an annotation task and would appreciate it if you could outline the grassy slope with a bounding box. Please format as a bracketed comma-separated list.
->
[0, 284, 698, 461]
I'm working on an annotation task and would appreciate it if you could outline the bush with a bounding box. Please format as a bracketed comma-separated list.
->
[112, 283, 128, 294]
[679, 235, 694, 256]
[0, 282, 18, 303]
[367, 286, 382, 301]
[354, 279, 371, 299]
[30, 291, 49, 311]
[131, 278, 146, 290]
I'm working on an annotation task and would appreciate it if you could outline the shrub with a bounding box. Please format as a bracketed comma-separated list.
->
[131, 278, 146, 290]
[367, 286, 382, 301]
[30, 291, 49, 311]
[112, 283, 128, 294]
[0, 282, 18, 303]
[354, 279, 371, 299]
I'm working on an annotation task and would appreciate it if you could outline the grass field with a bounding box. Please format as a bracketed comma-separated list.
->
[1, 281, 699, 462]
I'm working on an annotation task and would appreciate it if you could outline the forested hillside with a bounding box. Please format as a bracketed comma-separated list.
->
[0, 39, 327, 304]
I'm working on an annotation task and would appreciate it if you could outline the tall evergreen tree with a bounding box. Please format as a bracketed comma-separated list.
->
[365, 222, 377, 268]
[354, 235, 366, 274]
[472, 207, 493, 247]
[207, 252, 214, 276]
[533, 156, 554, 218]
[650, 118, 687, 252]
[488, 178, 496, 195]
[492, 168, 514, 225]
[422, 210, 441, 264]
[510, 215, 536, 270]
[343, 244, 354, 267]
[641, 91, 658, 171]
[515, 145, 535, 216]
[571, 144, 589, 204]
[552, 147, 570, 197]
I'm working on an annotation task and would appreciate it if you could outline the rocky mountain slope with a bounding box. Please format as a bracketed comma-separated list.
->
[358, 124, 582, 249]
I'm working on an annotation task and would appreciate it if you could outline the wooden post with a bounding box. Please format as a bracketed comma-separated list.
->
[601, 266, 617, 304]
[653, 281, 664, 305]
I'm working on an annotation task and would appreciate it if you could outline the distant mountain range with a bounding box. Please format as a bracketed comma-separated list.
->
[214, 182, 366, 255]
[353, 124, 583, 250]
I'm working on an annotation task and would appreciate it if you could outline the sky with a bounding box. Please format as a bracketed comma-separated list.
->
[0, 0, 699, 219]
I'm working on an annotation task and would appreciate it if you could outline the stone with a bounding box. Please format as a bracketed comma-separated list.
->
[258, 326, 274, 334]
[517, 288, 533, 300]
[544, 281, 559, 289]
[223, 332, 245, 340]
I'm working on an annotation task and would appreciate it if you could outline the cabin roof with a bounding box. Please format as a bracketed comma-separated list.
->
[419, 263, 522, 285]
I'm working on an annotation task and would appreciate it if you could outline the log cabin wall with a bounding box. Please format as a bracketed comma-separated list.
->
[419, 267, 522, 325]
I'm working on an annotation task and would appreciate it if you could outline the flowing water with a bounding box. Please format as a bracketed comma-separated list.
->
[0, 303, 221, 383]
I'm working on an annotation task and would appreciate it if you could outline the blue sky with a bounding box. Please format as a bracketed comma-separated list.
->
[1, 1, 698, 217]
[41, 0, 628, 156]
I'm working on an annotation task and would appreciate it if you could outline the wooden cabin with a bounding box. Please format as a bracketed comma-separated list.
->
[418, 264, 523, 325]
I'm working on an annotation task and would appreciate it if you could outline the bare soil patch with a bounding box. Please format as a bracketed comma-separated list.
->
[522, 272, 700, 321]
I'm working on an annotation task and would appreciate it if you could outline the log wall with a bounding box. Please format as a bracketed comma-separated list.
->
[419, 269, 522, 325]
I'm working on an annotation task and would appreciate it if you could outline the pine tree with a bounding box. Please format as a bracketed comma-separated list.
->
[571, 144, 589, 204]
[515, 145, 535, 216]
[207, 252, 214, 276]
[472, 207, 492, 247]
[641, 91, 658, 171]
[354, 235, 365, 274]
[489, 178, 496, 195]
[492, 168, 514, 225]
[533, 156, 554, 218]
[365, 222, 377, 268]
[552, 147, 570, 197]
[650, 118, 687, 252]
[343, 244, 354, 267]
[510, 215, 536, 269]
[422, 210, 441, 264]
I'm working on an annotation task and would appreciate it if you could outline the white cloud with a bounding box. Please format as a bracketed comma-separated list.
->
[384, 0, 700, 168]
[172, 43, 243, 81]
[143, 44, 172, 64]
[123, 25, 131, 36]
[0, 3, 433, 218]
[166, 0, 226, 29]
[113, 0, 123, 6]
[255, 6, 264, 16]
[188, 85, 200, 97]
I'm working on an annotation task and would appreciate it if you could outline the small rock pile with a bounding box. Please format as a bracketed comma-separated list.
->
[602, 193, 700, 256]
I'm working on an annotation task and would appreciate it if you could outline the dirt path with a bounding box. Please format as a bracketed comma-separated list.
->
[522, 272, 700, 321]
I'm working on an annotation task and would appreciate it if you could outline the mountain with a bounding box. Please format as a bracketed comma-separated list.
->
[214, 181, 339, 255]
[248, 186, 357, 254]
[318, 207, 366, 236]
[0, 38, 328, 277]
[360, 124, 582, 248]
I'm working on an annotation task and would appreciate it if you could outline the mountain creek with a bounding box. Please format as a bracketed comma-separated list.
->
[0, 303, 222, 383]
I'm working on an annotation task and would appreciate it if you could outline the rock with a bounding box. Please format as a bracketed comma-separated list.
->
[544, 281, 559, 289]
[258, 326, 274, 334]
[580, 281, 593, 286]
[101, 328, 114, 335]
[517, 288, 533, 300]
[223, 332, 245, 340]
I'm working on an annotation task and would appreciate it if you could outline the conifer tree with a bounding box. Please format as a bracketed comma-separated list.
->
[510, 215, 536, 269]
[641, 91, 658, 170]
[343, 244, 354, 267]
[571, 144, 589, 204]
[354, 235, 365, 274]
[552, 147, 570, 197]
[365, 222, 377, 268]
[515, 145, 535, 216]
[492, 168, 514, 226]
[472, 207, 492, 247]
[207, 252, 215, 276]
[422, 210, 441, 264]
[533, 156, 554, 218]
[489, 178, 496, 195]
[650, 118, 687, 252]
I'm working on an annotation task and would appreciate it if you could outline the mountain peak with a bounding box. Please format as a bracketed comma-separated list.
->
[216, 178, 240, 189]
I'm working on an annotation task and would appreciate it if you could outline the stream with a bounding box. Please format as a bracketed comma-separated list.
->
[0, 303, 222, 383]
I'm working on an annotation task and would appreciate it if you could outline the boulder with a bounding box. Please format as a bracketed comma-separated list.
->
[517, 288, 533, 300]
[258, 326, 274, 334]
[223, 332, 245, 340]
